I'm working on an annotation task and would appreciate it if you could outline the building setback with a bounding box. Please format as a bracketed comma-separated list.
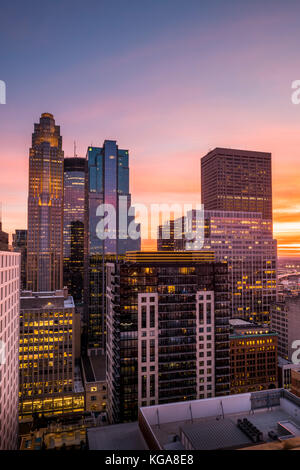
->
[201, 147, 272, 220]
[106, 251, 230, 423]
[27, 113, 64, 292]
[0, 251, 20, 450]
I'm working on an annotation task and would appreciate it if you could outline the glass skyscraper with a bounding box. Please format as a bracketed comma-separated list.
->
[84, 140, 140, 353]
[63, 157, 86, 304]
[27, 113, 64, 292]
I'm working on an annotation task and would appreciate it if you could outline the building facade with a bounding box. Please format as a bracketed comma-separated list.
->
[0, 251, 20, 449]
[229, 319, 278, 394]
[63, 157, 86, 304]
[271, 294, 300, 362]
[106, 251, 230, 423]
[201, 147, 272, 220]
[81, 355, 107, 414]
[84, 141, 140, 353]
[27, 113, 64, 292]
[19, 288, 84, 419]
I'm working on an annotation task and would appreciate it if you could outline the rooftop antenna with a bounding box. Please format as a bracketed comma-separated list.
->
[74, 141, 77, 158]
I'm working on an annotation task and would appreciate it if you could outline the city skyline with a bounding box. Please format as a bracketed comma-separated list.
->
[0, 111, 297, 257]
[1, 1, 300, 257]
[2, 0, 300, 453]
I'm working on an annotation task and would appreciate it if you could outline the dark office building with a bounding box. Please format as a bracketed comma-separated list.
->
[27, 113, 64, 292]
[106, 251, 230, 423]
[63, 157, 86, 304]
[84, 141, 140, 353]
[0, 221, 9, 251]
[229, 319, 278, 394]
[12, 229, 27, 289]
[201, 148, 272, 220]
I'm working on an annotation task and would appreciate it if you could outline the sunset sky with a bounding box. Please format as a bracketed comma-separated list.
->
[1, 0, 300, 256]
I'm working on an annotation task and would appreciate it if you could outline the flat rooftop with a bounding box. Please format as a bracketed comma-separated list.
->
[152, 407, 300, 450]
[139, 389, 300, 450]
[87, 422, 148, 450]
[20, 289, 74, 309]
[82, 355, 106, 383]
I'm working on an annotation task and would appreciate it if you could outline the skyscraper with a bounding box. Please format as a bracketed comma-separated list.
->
[12, 229, 27, 290]
[27, 113, 64, 292]
[0, 251, 20, 450]
[201, 148, 272, 220]
[158, 210, 277, 323]
[84, 141, 140, 353]
[106, 251, 230, 423]
[63, 157, 86, 304]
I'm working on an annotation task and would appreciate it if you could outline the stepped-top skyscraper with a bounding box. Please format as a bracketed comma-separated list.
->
[201, 148, 272, 220]
[27, 113, 64, 292]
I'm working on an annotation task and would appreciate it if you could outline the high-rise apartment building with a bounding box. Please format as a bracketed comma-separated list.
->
[84, 141, 140, 353]
[201, 148, 272, 220]
[229, 319, 278, 394]
[106, 251, 230, 423]
[19, 288, 84, 420]
[12, 229, 27, 290]
[158, 210, 277, 323]
[63, 157, 86, 304]
[271, 294, 300, 362]
[27, 113, 64, 292]
[0, 251, 20, 450]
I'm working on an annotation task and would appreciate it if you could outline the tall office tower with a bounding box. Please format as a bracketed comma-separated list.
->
[157, 219, 185, 251]
[271, 294, 300, 362]
[27, 113, 64, 292]
[19, 288, 84, 420]
[12, 229, 27, 290]
[63, 157, 86, 304]
[84, 141, 140, 353]
[158, 210, 277, 323]
[201, 148, 272, 220]
[229, 319, 278, 394]
[0, 252, 20, 450]
[106, 251, 230, 423]
[0, 220, 9, 251]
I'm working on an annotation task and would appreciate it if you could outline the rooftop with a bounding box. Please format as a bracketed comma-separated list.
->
[87, 422, 147, 450]
[20, 289, 75, 310]
[82, 355, 106, 384]
[139, 389, 300, 450]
